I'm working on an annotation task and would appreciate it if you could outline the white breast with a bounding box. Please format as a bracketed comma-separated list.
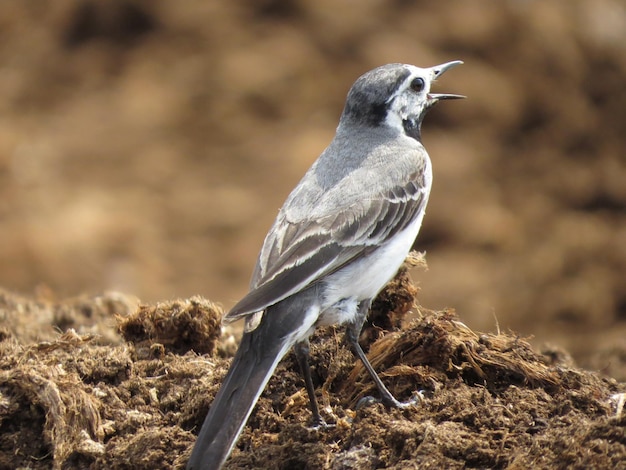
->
[318, 206, 428, 326]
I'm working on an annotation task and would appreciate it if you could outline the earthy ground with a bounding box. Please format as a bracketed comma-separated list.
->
[0, 0, 625, 469]
[1, 260, 625, 469]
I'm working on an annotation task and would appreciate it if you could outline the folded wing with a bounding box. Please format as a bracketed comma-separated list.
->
[224, 173, 427, 323]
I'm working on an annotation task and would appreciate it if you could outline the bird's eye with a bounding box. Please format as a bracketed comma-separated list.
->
[410, 77, 425, 92]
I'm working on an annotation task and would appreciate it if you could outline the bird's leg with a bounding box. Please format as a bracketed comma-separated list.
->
[294, 340, 327, 427]
[345, 301, 418, 409]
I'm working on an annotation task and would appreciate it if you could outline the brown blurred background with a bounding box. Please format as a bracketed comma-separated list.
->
[0, 0, 625, 367]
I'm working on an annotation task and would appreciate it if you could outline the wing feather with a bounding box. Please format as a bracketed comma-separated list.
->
[224, 171, 428, 322]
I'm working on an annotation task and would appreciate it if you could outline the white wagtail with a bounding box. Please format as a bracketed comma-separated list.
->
[187, 61, 463, 470]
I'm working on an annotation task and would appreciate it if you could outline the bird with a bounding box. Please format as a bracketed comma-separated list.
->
[186, 61, 463, 470]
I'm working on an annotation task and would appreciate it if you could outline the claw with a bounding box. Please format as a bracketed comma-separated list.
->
[357, 390, 424, 410]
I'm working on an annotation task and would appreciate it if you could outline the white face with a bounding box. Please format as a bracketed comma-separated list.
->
[384, 65, 435, 133]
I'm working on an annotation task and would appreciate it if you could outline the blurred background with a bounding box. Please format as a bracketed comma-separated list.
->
[0, 0, 625, 369]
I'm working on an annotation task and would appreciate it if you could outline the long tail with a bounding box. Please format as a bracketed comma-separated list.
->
[186, 295, 318, 470]
[186, 328, 291, 469]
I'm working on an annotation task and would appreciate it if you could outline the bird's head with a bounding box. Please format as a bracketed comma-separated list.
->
[340, 61, 464, 140]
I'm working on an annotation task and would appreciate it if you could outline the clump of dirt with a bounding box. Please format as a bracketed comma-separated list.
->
[0, 331, 107, 468]
[0, 264, 624, 469]
[117, 296, 223, 356]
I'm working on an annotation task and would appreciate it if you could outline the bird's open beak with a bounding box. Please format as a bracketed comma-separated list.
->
[428, 60, 465, 101]
[428, 93, 465, 100]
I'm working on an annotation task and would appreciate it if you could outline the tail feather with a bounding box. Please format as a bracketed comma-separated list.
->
[186, 329, 292, 470]
[187, 290, 320, 470]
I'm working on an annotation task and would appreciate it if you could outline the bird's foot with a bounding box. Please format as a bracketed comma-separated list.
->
[356, 390, 423, 410]
[309, 415, 335, 430]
